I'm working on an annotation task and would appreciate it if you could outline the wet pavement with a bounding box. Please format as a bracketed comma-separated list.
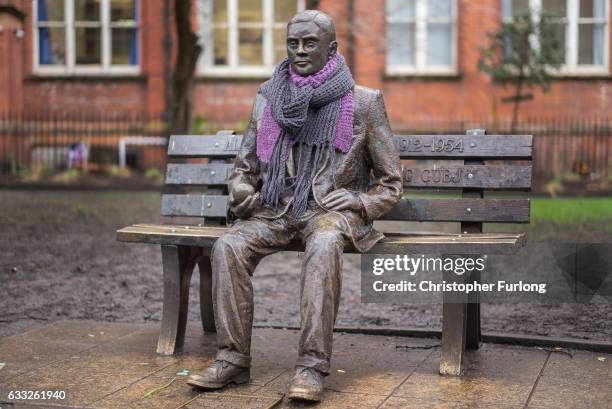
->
[0, 321, 610, 408]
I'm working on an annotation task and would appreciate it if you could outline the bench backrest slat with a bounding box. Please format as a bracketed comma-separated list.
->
[165, 163, 234, 185]
[164, 163, 532, 190]
[394, 134, 532, 159]
[162, 130, 533, 226]
[403, 164, 531, 190]
[161, 194, 228, 218]
[167, 134, 533, 159]
[168, 134, 243, 158]
[381, 198, 530, 223]
[161, 194, 530, 223]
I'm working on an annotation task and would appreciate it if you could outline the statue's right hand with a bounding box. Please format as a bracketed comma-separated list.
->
[229, 183, 255, 207]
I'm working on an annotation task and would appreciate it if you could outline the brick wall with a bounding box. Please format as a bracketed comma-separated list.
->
[22, 79, 148, 113]
[1, 0, 611, 130]
[13, 0, 158, 115]
[190, 0, 612, 131]
[375, 0, 612, 129]
[0, 4, 25, 112]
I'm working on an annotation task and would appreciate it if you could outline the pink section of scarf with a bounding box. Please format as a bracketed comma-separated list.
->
[257, 103, 282, 163]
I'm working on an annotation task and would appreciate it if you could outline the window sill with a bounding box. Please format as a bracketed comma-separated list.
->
[197, 66, 275, 80]
[491, 72, 612, 82]
[384, 71, 463, 82]
[196, 74, 272, 82]
[492, 65, 611, 80]
[551, 73, 612, 80]
[26, 73, 147, 82]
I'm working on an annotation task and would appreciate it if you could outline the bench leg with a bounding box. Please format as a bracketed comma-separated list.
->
[440, 301, 467, 375]
[440, 268, 468, 376]
[198, 256, 216, 333]
[466, 270, 481, 350]
[157, 245, 197, 355]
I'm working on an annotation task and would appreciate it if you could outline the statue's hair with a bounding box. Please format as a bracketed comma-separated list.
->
[288, 10, 336, 41]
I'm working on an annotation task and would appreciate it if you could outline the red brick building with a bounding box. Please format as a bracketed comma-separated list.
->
[1, 0, 611, 131]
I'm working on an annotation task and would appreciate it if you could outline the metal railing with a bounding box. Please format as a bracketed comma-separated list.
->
[0, 112, 168, 174]
[1, 112, 611, 189]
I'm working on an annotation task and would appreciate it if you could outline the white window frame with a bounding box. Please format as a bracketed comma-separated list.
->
[33, 0, 140, 76]
[502, 0, 610, 76]
[198, 0, 306, 78]
[386, 0, 458, 76]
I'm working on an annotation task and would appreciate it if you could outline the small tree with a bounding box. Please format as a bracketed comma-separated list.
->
[169, 0, 202, 135]
[479, 11, 564, 132]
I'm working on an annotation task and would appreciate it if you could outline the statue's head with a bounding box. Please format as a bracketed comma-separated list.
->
[286, 10, 338, 76]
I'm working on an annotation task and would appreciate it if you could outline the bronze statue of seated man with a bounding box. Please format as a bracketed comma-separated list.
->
[187, 9, 402, 403]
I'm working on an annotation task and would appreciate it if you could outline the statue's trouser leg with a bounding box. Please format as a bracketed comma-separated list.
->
[296, 211, 347, 375]
[211, 217, 294, 368]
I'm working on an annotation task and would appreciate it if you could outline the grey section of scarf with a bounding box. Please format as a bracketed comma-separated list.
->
[259, 57, 355, 217]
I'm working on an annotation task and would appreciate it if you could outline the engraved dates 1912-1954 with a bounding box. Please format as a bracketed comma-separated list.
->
[395, 137, 465, 153]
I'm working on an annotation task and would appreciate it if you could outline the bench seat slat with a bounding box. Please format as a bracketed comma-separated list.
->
[117, 224, 526, 255]
[166, 134, 533, 159]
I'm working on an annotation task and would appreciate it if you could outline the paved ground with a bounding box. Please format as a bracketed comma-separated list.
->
[0, 321, 610, 409]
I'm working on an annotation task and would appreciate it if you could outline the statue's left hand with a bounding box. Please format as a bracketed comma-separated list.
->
[321, 188, 363, 212]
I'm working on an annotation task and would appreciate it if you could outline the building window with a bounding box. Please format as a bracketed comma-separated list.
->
[34, 0, 139, 75]
[198, 0, 306, 77]
[386, 0, 458, 75]
[502, 0, 610, 75]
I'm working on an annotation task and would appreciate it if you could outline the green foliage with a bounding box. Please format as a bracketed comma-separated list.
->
[144, 167, 164, 184]
[479, 11, 565, 90]
[192, 116, 209, 135]
[108, 165, 132, 178]
[20, 164, 55, 181]
[51, 168, 82, 183]
[544, 172, 582, 197]
[238, 118, 250, 133]
[479, 10, 565, 129]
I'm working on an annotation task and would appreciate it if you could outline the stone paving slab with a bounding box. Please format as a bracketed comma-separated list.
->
[0, 336, 95, 383]
[392, 344, 548, 406]
[527, 350, 612, 409]
[0, 320, 610, 409]
[258, 369, 388, 408]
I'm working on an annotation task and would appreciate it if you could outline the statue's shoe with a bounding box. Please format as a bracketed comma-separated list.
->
[187, 360, 250, 390]
[287, 366, 324, 402]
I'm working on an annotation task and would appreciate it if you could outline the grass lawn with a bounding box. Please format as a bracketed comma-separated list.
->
[402, 193, 612, 226]
[531, 197, 612, 224]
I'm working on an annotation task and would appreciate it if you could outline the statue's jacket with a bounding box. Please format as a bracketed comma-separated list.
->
[228, 84, 403, 253]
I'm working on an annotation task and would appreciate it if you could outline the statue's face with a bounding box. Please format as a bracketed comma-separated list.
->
[286, 21, 337, 76]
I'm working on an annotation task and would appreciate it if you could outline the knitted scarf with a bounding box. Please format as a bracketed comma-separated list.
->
[258, 53, 355, 217]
